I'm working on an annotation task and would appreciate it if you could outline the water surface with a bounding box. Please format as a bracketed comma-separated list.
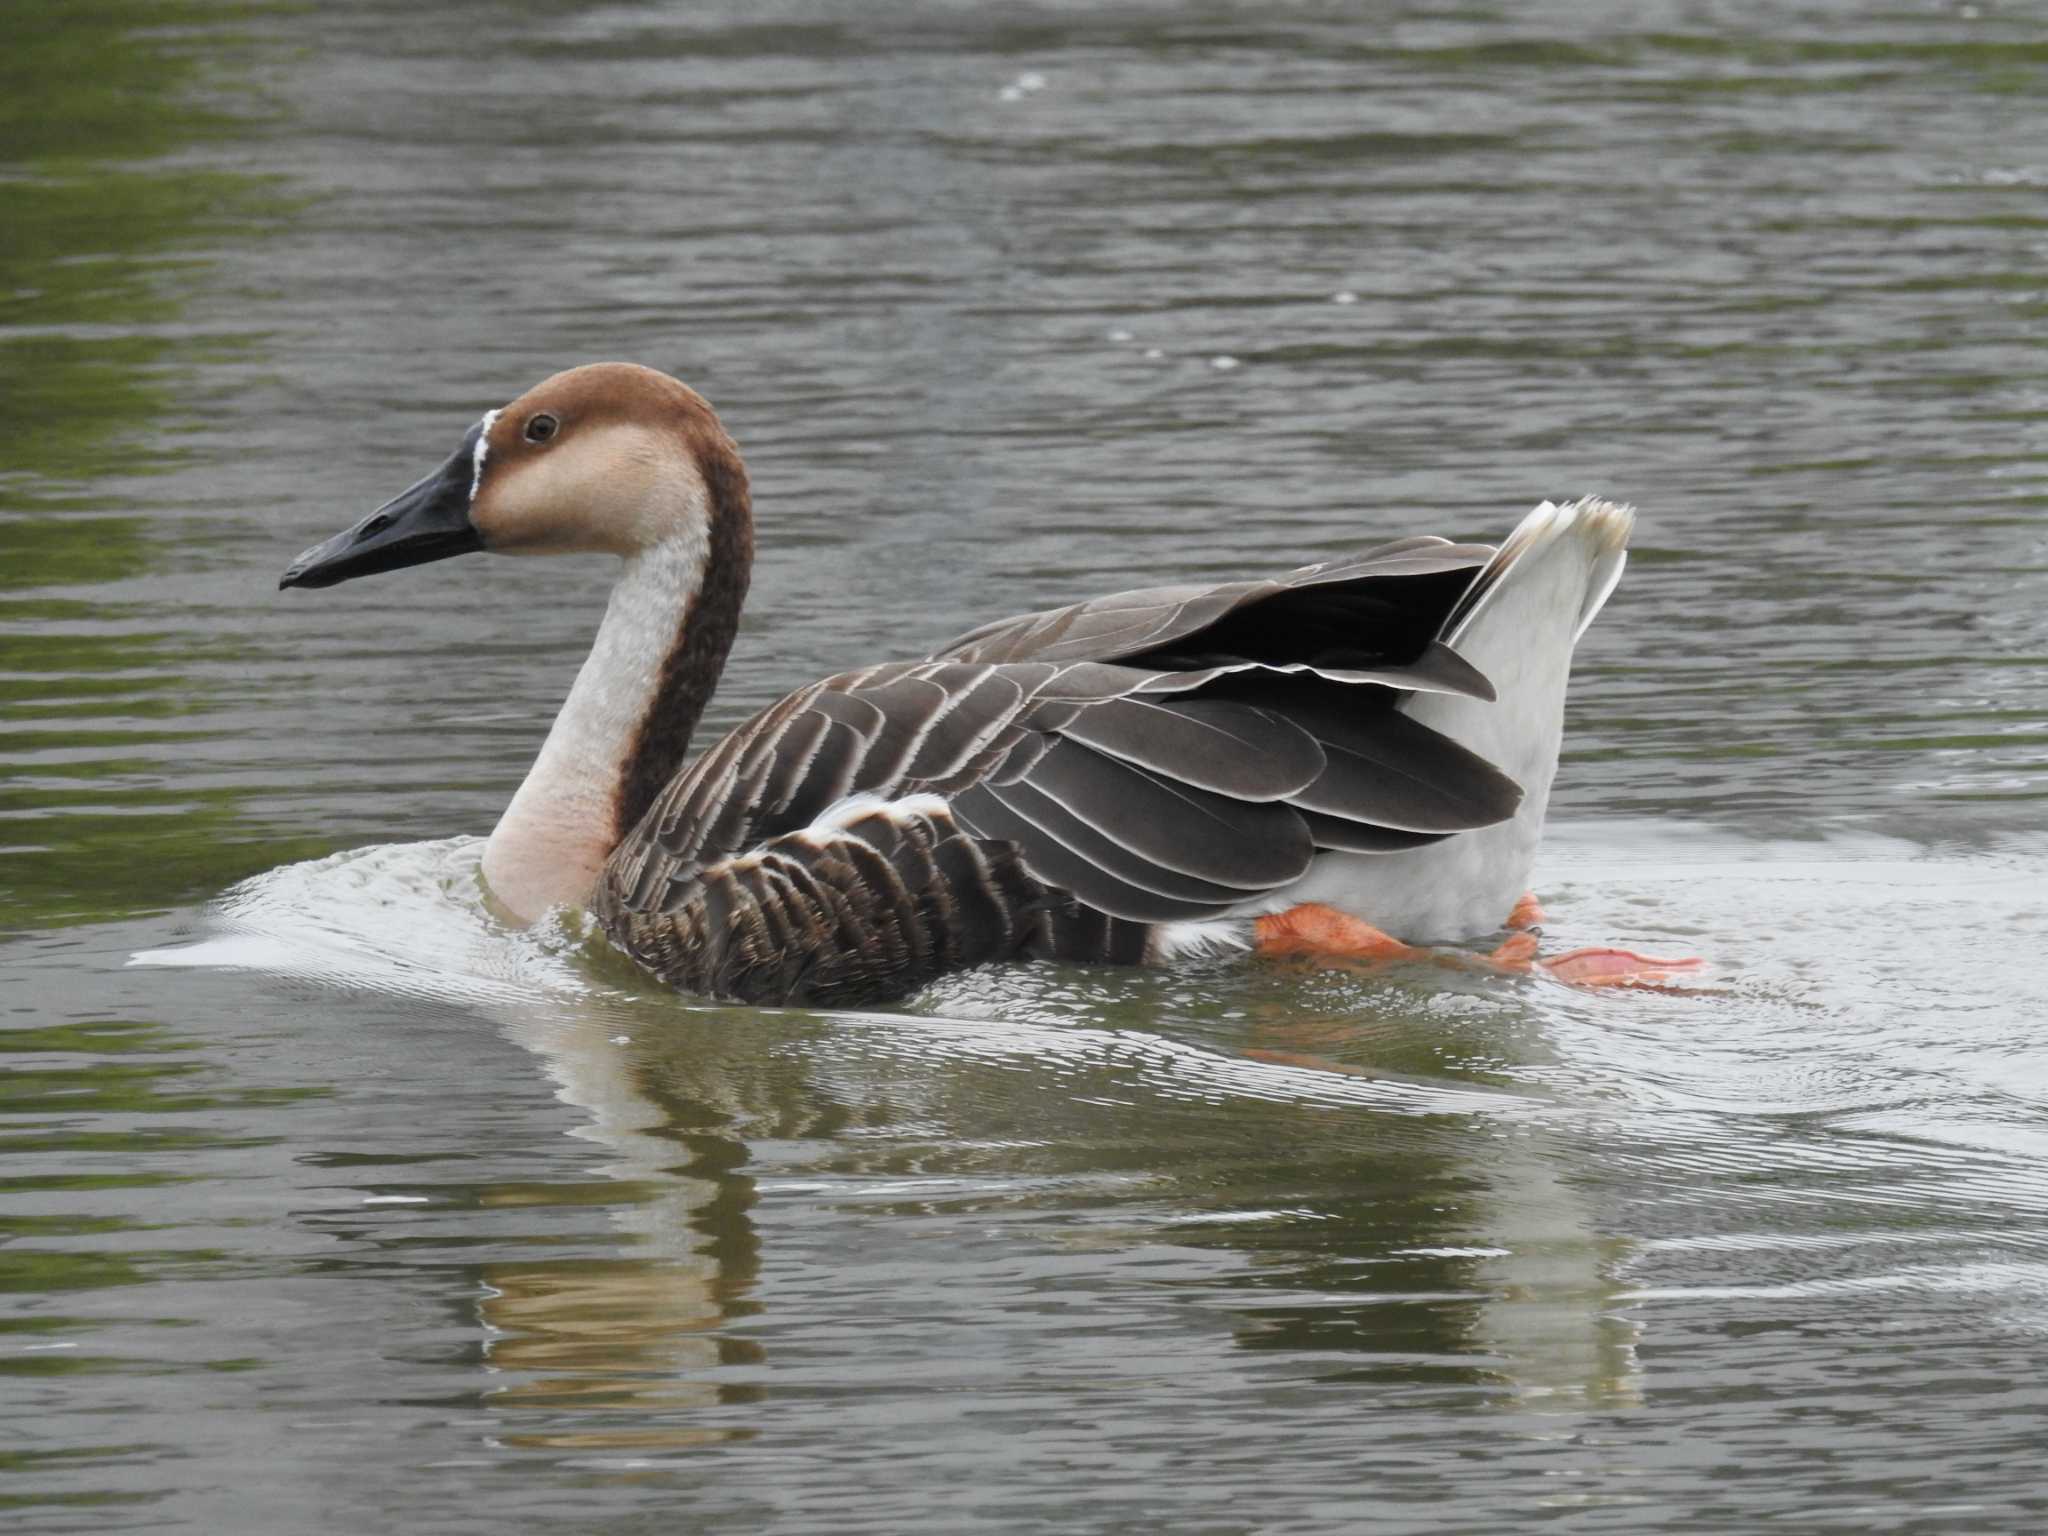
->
[6, 2, 2048, 1530]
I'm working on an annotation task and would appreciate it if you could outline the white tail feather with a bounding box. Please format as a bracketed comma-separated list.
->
[1258, 497, 1634, 941]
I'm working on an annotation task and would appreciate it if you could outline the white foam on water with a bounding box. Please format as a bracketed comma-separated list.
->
[131, 835, 596, 1006]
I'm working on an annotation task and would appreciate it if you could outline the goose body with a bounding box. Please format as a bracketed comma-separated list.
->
[282, 364, 1633, 1006]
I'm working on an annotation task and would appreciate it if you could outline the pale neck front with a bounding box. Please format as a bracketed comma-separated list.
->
[481, 531, 707, 922]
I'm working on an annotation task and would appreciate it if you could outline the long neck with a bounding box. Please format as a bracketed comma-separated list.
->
[482, 508, 750, 923]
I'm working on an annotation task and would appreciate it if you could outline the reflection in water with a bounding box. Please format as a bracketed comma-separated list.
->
[141, 835, 1659, 1437]
[1232, 984, 1644, 1404]
[140, 839, 771, 1450]
[481, 1005, 770, 1449]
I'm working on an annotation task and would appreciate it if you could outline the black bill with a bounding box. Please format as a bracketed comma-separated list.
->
[279, 418, 490, 590]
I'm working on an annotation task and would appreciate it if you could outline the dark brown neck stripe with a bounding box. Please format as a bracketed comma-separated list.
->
[615, 422, 754, 844]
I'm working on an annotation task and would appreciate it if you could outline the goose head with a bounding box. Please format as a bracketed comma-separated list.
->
[279, 362, 750, 589]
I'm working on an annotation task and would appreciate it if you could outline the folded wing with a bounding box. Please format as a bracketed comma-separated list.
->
[597, 532, 1523, 999]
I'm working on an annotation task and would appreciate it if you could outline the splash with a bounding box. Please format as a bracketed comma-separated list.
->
[130, 836, 600, 1006]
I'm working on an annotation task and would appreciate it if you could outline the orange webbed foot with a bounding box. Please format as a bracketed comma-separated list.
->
[1253, 903, 1420, 963]
[1257, 901, 1706, 992]
[1537, 946, 1707, 988]
[1494, 891, 1706, 988]
[1491, 931, 1706, 989]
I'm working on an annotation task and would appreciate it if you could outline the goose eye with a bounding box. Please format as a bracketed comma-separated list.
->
[523, 412, 559, 444]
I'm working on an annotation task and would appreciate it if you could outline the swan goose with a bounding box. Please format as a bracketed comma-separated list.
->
[281, 363, 1696, 1004]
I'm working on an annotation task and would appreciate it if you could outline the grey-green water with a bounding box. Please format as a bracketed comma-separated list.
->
[7, 3, 2048, 1530]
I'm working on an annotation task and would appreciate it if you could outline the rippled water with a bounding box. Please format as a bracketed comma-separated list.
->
[8, 2, 2048, 1530]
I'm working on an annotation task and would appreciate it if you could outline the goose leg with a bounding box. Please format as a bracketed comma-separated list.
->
[1253, 903, 1420, 962]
